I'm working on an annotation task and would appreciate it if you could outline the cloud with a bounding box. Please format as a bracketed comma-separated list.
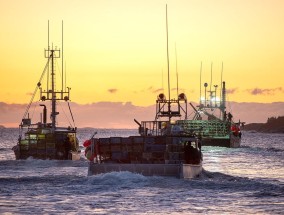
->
[247, 87, 283, 95]
[226, 88, 238, 94]
[152, 88, 164, 94]
[1, 101, 284, 128]
[108, 89, 118, 94]
[0, 101, 155, 128]
[143, 86, 164, 94]
[170, 88, 186, 92]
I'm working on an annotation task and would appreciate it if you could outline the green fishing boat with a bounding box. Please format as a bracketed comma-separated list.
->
[176, 81, 242, 148]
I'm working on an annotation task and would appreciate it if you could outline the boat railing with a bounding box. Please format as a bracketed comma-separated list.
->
[176, 119, 231, 137]
[139, 120, 173, 136]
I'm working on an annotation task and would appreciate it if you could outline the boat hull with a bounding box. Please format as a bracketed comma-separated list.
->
[69, 151, 81, 161]
[88, 163, 203, 179]
[202, 134, 241, 148]
[13, 146, 81, 161]
[176, 120, 242, 148]
[13, 128, 81, 161]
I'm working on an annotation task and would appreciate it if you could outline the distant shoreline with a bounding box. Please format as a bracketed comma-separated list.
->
[244, 116, 284, 133]
[2, 120, 284, 134]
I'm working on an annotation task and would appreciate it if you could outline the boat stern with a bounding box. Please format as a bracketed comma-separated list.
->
[180, 163, 203, 178]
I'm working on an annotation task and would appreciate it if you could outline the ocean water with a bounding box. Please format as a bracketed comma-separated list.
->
[0, 128, 283, 214]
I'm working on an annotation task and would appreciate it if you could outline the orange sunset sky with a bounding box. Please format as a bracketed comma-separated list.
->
[0, 0, 284, 128]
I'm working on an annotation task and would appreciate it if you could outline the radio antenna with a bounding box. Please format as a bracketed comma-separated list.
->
[199, 61, 202, 105]
[220, 62, 223, 99]
[175, 43, 179, 97]
[47, 20, 50, 92]
[210, 62, 213, 93]
[65, 61, 67, 91]
[166, 4, 171, 120]
[62, 20, 64, 93]
[162, 69, 164, 93]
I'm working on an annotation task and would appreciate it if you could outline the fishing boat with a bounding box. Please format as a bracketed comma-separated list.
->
[85, 93, 203, 178]
[12, 22, 80, 160]
[177, 80, 242, 148]
[85, 5, 203, 178]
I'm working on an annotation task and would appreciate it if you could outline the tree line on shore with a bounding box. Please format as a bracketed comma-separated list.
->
[244, 116, 284, 133]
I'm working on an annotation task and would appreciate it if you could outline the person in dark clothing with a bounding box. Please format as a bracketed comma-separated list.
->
[64, 136, 71, 159]
[184, 141, 201, 164]
[184, 142, 194, 164]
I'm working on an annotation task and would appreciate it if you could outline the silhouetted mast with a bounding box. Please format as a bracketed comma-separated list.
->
[154, 5, 187, 121]
[62, 20, 64, 94]
[199, 62, 202, 105]
[210, 62, 213, 93]
[166, 4, 171, 121]
[51, 50, 59, 129]
[175, 43, 179, 97]
[40, 22, 71, 130]
[221, 81, 226, 120]
[220, 62, 223, 102]
[47, 21, 50, 93]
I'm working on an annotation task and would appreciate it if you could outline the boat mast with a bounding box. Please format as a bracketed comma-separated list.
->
[47, 20, 57, 129]
[51, 50, 56, 129]
[175, 43, 178, 97]
[221, 81, 226, 120]
[199, 62, 202, 106]
[45, 48, 60, 130]
[166, 4, 171, 121]
[62, 20, 64, 94]
[40, 22, 71, 131]
[220, 62, 224, 119]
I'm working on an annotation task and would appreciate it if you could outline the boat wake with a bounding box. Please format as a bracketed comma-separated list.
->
[86, 171, 149, 188]
[241, 145, 284, 153]
[196, 169, 284, 197]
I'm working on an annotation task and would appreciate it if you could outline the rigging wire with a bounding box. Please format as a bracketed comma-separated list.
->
[30, 101, 39, 122]
[227, 94, 233, 116]
[22, 57, 51, 120]
[58, 102, 73, 127]
[68, 102, 76, 128]
[55, 58, 63, 92]
[186, 111, 195, 119]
